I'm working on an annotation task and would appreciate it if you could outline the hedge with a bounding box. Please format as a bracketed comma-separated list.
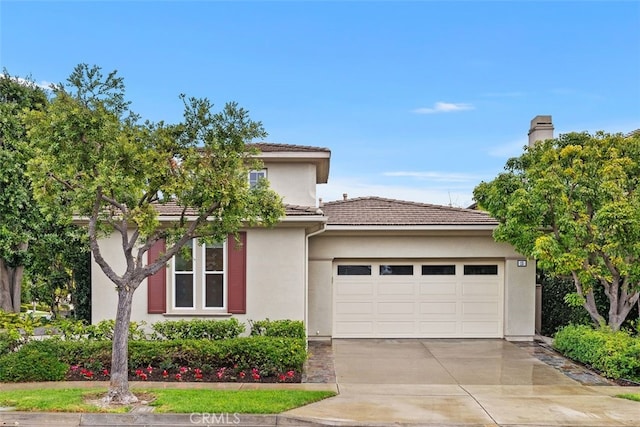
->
[0, 336, 307, 382]
[250, 319, 305, 339]
[150, 318, 245, 340]
[553, 324, 640, 381]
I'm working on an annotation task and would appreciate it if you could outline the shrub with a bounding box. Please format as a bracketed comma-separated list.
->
[49, 318, 147, 341]
[554, 324, 640, 381]
[150, 318, 245, 340]
[250, 319, 306, 339]
[0, 345, 68, 382]
[3, 335, 307, 381]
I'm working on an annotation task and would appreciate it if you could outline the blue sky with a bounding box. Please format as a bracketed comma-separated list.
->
[2, 1, 639, 207]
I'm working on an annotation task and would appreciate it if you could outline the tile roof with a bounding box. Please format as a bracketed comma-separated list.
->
[152, 201, 321, 217]
[249, 142, 330, 153]
[321, 197, 498, 226]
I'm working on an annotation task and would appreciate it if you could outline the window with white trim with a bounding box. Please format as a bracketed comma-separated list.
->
[172, 239, 227, 311]
[248, 169, 267, 188]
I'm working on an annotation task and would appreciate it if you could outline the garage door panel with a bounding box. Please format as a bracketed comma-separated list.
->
[378, 301, 415, 314]
[462, 282, 500, 296]
[378, 282, 415, 295]
[419, 301, 457, 315]
[419, 321, 458, 334]
[419, 282, 457, 295]
[462, 301, 500, 315]
[334, 261, 503, 338]
[337, 282, 374, 296]
[336, 301, 373, 314]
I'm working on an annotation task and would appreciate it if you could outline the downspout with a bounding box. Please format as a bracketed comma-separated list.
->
[305, 222, 327, 341]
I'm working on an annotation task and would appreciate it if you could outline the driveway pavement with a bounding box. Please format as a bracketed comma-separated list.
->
[1, 339, 639, 426]
[284, 339, 640, 426]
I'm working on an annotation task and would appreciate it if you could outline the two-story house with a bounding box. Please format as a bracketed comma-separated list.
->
[91, 142, 537, 341]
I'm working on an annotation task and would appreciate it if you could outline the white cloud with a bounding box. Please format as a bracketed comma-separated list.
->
[412, 102, 475, 114]
[383, 171, 485, 183]
[13, 77, 53, 91]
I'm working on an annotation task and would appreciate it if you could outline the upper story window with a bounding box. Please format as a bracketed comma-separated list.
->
[172, 238, 227, 310]
[249, 169, 267, 188]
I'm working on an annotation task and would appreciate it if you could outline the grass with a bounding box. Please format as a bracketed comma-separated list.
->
[149, 389, 335, 413]
[0, 388, 128, 413]
[0, 388, 336, 413]
[617, 393, 640, 402]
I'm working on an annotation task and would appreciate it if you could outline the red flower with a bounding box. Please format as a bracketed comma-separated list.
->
[175, 373, 182, 381]
[251, 371, 260, 381]
[135, 369, 143, 377]
[179, 366, 188, 374]
[84, 370, 94, 379]
[278, 374, 286, 382]
[287, 370, 295, 378]
[238, 371, 246, 379]
[102, 369, 109, 376]
[70, 365, 79, 372]
[162, 370, 169, 378]
[146, 366, 153, 374]
[139, 373, 148, 381]
[195, 372, 203, 380]
[216, 367, 226, 379]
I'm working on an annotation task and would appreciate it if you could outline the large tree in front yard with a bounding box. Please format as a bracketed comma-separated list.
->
[0, 73, 49, 312]
[474, 131, 640, 331]
[24, 64, 284, 404]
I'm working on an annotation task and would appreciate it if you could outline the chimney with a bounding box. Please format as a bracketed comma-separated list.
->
[342, 193, 348, 201]
[528, 115, 554, 146]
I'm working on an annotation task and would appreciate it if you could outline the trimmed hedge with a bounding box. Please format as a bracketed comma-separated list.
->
[0, 336, 307, 382]
[553, 324, 640, 381]
[150, 318, 245, 340]
[0, 345, 68, 382]
[250, 319, 305, 339]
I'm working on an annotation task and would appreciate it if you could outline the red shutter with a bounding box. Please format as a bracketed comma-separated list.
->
[147, 239, 167, 314]
[227, 232, 247, 314]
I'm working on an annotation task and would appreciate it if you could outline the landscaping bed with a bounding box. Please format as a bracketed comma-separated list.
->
[553, 324, 640, 384]
[0, 318, 308, 384]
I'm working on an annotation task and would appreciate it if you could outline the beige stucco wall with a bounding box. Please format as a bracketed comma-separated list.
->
[92, 227, 307, 329]
[503, 258, 536, 340]
[263, 162, 317, 207]
[307, 232, 536, 340]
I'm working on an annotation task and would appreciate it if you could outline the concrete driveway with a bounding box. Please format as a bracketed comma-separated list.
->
[284, 339, 640, 426]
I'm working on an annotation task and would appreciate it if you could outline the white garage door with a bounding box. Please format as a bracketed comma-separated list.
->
[333, 260, 504, 338]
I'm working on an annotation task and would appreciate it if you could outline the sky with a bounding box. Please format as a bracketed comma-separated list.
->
[1, 1, 639, 208]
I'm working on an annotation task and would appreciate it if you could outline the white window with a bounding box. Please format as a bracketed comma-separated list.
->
[248, 169, 267, 188]
[172, 239, 226, 311]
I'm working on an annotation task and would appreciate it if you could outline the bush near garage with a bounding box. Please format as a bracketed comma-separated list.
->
[250, 319, 305, 339]
[553, 324, 640, 381]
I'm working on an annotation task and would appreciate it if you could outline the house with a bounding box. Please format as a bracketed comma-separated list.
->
[91, 121, 549, 341]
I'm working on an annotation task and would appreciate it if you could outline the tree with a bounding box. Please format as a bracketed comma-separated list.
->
[0, 73, 49, 312]
[474, 131, 640, 331]
[24, 64, 284, 403]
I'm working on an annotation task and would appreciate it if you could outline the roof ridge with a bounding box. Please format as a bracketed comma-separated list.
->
[322, 196, 488, 214]
[249, 142, 331, 152]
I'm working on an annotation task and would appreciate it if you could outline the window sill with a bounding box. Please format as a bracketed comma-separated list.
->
[162, 312, 233, 318]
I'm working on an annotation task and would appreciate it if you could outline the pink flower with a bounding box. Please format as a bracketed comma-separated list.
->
[162, 370, 169, 378]
[287, 370, 295, 378]
[70, 365, 79, 371]
[179, 366, 188, 374]
[135, 369, 143, 377]
[216, 367, 226, 379]
[175, 373, 182, 381]
[139, 373, 148, 381]
[102, 369, 109, 376]
[278, 374, 286, 382]
[238, 371, 246, 379]
[146, 366, 153, 374]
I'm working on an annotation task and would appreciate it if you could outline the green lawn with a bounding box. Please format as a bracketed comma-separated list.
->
[617, 393, 640, 402]
[0, 388, 336, 414]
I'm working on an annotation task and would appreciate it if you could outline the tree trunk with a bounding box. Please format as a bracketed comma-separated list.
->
[103, 285, 138, 405]
[0, 258, 23, 313]
[608, 292, 640, 332]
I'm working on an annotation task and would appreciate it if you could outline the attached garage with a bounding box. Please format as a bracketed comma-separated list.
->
[333, 260, 504, 338]
[308, 197, 536, 341]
